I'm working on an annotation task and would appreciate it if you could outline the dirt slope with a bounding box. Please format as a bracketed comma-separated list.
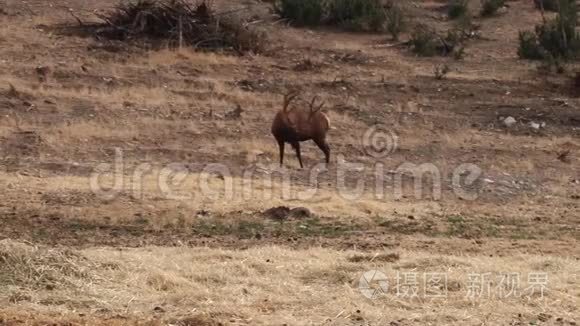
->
[0, 0, 578, 324]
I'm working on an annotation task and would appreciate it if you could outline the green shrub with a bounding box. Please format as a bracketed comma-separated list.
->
[518, 31, 545, 59]
[326, 0, 387, 31]
[275, 0, 324, 25]
[410, 25, 464, 57]
[481, 0, 505, 17]
[385, 1, 406, 40]
[534, 0, 560, 11]
[455, 11, 474, 32]
[410, 25, 439, 56]
[275, 0, 389, 31]
[519, 0, 580, 61]
[448, 0, 469, 19]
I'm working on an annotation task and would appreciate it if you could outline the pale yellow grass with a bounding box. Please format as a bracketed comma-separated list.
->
[438, 131, 580, 152]
[41, 117, 203, 146]
[1, 240, 577, 325]
[2, 77, 187, 107]
[146, 48, 240, 67]
[234, 137, 279, 163]
[43, 120, 139, 144]
[0, 168, 440, 224]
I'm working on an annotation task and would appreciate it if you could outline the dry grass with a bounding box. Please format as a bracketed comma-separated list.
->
[146, 48, 240, 67]
[44, 120, 140, 143]
[233, 137, 278, 163]
[0, 168, 440, 223]
[0, 0, 579, 324]
[0, 240, 577, 325]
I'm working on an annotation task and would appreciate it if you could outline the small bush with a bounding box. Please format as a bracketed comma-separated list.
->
[275, 0, 389, 32]
[448, 0, 469, 19]
[327, 0, 387, 31]
[410, 25, 462, 57]
[455, 12, 474, 33]
[275, 0, 324, 25]
[96, 0, 267, 53]
[481, 0, 505, 17]
[410, 25, 440, 56]
[453, 45, 466, 60]
[534, 0, 560, 11]
[518, 31, 545, 59]
[385, 1, 406, 40]
[518, 0, 580, 61]
[434, 64, 451, 79]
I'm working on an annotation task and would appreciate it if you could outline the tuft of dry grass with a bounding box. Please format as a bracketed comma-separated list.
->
[0, 240, 577, 325]
[0, 240, 96, 289]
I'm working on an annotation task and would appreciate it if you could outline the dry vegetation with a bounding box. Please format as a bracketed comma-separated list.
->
[0, 0, 578, 324]
[1, 240, 578, 325]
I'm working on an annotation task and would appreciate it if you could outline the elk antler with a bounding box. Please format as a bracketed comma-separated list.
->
[309, 96, 325, 117]
[283, 91, 299, 113]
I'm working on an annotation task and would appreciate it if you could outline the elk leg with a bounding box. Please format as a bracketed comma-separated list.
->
[314, 138, 330, 164]
[291, 141, 304, 169]
[277, 139, 285, 167]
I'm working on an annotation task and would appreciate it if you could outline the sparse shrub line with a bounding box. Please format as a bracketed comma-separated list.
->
[518, 0, 580, 64]
[275, 0, 405, 33]
[448, 0, 469, 19]
[410, 25, 465, 57]
[480, 0, 505, 17]
[94, 0, 266, 53]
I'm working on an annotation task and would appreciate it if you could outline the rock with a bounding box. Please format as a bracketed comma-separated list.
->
[529, 122, 541, 130]
[288, 207, 312, 219]
[557, 150, 571, 163]
[348, 252, 400, 263]
[503, 116, 517, 127]
[263, 206, 290, 220]
[263, 206, 312, 220]
[196, 209, 209, 217]
[35, 65, 50, 82]
[225, 104, 243, 119]
[538, 313, 552, 322]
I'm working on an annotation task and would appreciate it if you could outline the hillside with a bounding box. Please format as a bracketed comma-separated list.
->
[0, 0, 578, 325]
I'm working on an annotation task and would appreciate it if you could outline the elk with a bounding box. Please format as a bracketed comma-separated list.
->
[271, 91, 331, 168]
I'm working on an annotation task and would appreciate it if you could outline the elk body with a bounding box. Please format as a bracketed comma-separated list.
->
[271, 92, 331, 168]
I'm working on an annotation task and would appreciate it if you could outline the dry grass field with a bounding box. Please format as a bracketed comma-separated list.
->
[0, 0, 578, 324]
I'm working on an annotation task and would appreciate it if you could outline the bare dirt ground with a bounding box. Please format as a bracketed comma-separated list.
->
[0, 0, 578, 324]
